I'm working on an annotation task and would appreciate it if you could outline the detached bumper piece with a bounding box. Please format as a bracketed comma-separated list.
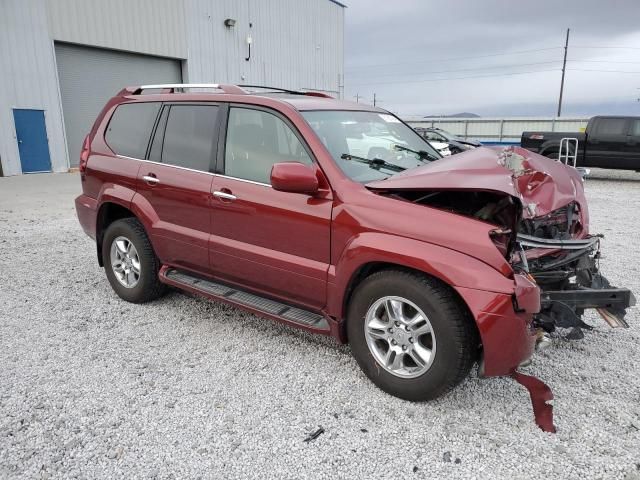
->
[510, 371, 556, 433]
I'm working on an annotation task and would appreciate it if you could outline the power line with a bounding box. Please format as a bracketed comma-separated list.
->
[572, 45, 640, 50]
[345, 47, 563, 70]
[348, 61, 560, 79]
[569, 59, 640, 65]
[348, 68, 561, 87]
[568, 68, 640, 74]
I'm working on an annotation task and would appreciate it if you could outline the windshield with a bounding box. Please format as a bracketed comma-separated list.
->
[302, 110, 441, 182]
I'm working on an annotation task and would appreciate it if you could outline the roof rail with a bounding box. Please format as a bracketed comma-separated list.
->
[117, 83, 333, 98]
[237, 85, 333, 98]
[120, 84, 248, 96]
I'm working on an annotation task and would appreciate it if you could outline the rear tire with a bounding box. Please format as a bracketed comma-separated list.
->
[102, 218, 166, 303]
[347, 270, 478, 401]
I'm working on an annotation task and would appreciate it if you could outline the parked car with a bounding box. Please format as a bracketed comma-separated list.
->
[425, 139, 452, 157]
[521, 115, 640, 170]
[416, 127, 482, 154]
[75, 84, 634, 406]
[342, 121, 449, 159]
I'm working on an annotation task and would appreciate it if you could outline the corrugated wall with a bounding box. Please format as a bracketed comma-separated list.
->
[0, 0, 344, 175]
[0, 0, 68, 175]
[45, 0, 188, 59]
[184, 0, 344, 95]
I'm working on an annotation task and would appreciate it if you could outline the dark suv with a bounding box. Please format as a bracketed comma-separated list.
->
[75, 84, 633, 411]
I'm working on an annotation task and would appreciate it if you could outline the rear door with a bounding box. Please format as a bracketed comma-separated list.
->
[585, 117, 629, 168]
[209, 105, 332, 309]
[135, 102, 220, 276]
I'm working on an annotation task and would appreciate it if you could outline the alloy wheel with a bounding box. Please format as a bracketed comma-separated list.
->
[110, 236, 141, 288]
[364, 296, 436, 378]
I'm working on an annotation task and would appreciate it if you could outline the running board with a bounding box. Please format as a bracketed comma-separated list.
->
[160, 267, 330, 331]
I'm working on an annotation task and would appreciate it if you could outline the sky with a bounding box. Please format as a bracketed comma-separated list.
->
[342, 0, 640, 117]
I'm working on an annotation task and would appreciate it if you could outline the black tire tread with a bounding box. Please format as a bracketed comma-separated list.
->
[102, 217, 166, 303]
[348, 269, 479, 401]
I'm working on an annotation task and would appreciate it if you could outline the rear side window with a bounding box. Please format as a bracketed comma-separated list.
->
[595, 118, 627, 135]
[161, 105, 219, 171]
[105, 102, 160, 158]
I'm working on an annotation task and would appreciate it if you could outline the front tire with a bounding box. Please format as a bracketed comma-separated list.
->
[347, 270, 478, 401]
[102, 218, 166, 303]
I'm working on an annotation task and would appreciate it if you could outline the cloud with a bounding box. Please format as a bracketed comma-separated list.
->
[343, 0, 640, 116]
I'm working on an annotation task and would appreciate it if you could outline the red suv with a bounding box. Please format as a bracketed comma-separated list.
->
[75, 84, 633, 404]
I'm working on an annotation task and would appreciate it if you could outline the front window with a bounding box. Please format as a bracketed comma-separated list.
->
[302, 110, 440, 182]
[225, 107, 312, 184]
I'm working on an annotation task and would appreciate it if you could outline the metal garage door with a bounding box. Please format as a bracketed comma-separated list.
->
[55, 43, 182, 166]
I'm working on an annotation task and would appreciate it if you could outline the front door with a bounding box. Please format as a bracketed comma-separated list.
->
[209, 105, 332, 310]
[136, 103, 220, 276]
[13, 109, 52, 173]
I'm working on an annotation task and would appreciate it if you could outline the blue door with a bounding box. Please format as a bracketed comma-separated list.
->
[13, 109, 52, 173]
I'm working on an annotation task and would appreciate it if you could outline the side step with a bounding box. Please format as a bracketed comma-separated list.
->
[161, 268, 330, 332]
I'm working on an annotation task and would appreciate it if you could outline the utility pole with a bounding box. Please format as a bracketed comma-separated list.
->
[373, 93, 377, 106]
[354, 93, 360, 103]
[557, 28, 570, 117]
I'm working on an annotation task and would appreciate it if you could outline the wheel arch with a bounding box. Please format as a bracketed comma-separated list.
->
[95, 201, 136, 266]
[340, 261, 484, 344]
[327, 233, 516, 340]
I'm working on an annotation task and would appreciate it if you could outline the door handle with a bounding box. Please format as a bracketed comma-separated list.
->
[142, 175, 160, 185]
[213, 190, 237, 201]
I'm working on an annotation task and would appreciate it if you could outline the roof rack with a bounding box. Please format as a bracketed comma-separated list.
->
[121, 84, 248, 95]
[118, 83, 333, 98]
[238, 85, 333, 98]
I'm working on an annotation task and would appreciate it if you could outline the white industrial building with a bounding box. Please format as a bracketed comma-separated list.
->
[0, 0, 345, 176]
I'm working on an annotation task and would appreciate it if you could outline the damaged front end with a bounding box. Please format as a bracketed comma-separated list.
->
[518, 208, 636, 339]
[368, 146, 635, 343]
[367, 146, 635, 431]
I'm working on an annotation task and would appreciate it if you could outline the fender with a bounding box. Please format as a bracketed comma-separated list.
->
[326, 232, 517, 320]
[327, 233, 537, 376]
[127, 192, 160, 235]
[94, 184, 137, 266]
[97, 182, 136, 211]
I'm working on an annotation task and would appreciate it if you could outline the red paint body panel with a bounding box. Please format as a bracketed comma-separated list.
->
[209, 175, 332, 309]
[135, 164, 213, 276]
[367, 145, 589, 225]
[457, 282, 537, 376]
[75, 194, 98, 239]
[271, 162, 319, 194]
[75, 88, 594, 380]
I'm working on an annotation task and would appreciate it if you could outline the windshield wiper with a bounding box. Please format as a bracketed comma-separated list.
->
[340, 153, 406, 172]
[393, 144, 438, 161]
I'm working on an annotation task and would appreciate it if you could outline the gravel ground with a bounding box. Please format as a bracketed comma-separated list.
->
[1, 170, 639, 479]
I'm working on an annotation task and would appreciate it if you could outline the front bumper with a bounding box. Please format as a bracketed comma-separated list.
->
[457, 272, 539, 377]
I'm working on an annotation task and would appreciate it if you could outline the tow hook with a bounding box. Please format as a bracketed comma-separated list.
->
[510, 370, 556, 433]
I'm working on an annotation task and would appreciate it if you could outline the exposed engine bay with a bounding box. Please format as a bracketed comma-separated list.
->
[379, 148, 635, 342]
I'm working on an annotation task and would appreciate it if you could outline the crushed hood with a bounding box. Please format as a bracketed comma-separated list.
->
[366, 146, 586, 219]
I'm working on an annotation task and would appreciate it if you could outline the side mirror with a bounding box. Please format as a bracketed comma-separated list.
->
[270, 162, 319, 194]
